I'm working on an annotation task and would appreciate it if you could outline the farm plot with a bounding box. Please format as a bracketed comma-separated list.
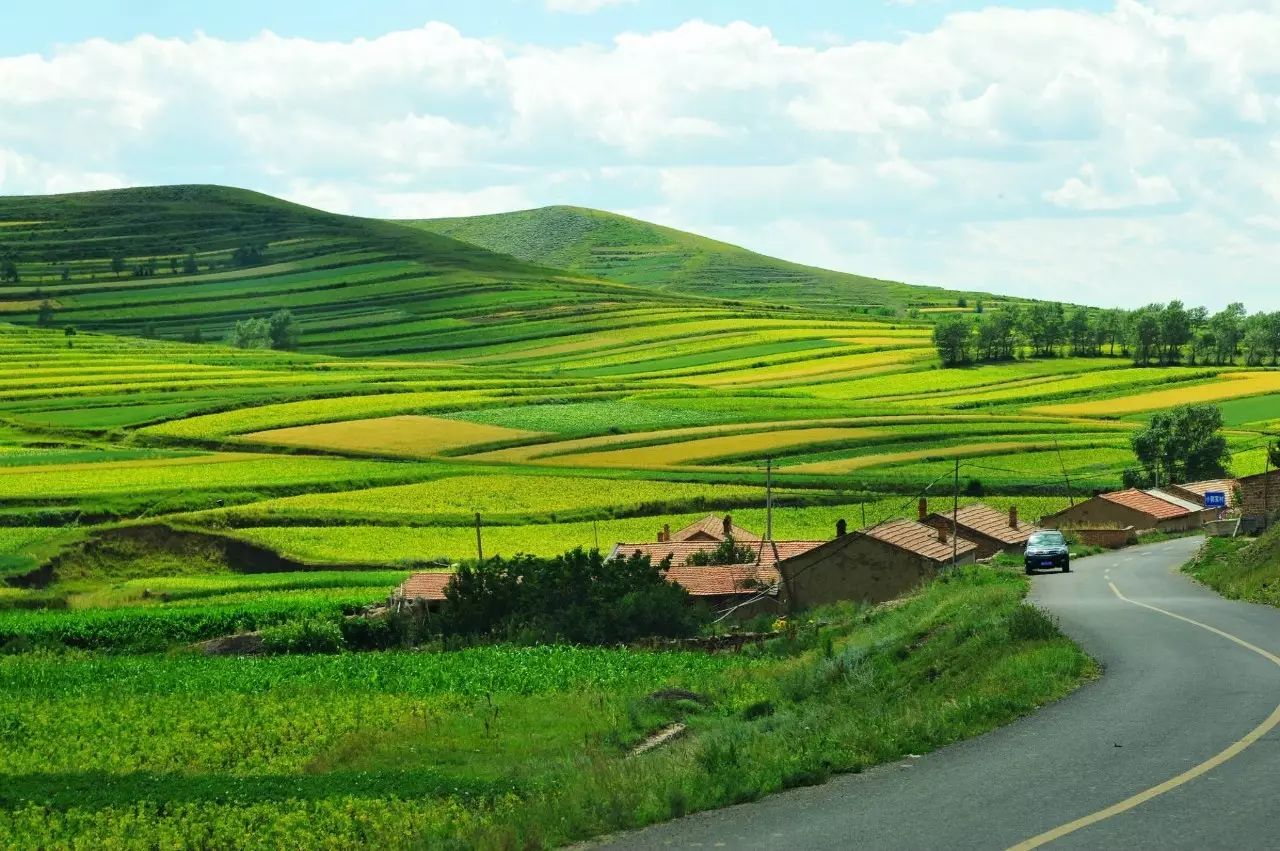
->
[0, 453, 434, 501]
[678, 347, 936, 387]
[1034, 370, 1280, 417]
[540, 426, 891, 470]
[244, 415, 545, 458]
[220, 473, 773, 525]
[141, 389, 513, 439]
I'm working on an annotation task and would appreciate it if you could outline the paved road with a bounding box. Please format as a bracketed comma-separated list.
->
[598, 537, 1280, 850]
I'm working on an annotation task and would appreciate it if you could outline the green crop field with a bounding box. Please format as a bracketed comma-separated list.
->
[0, 184, 1272, 847]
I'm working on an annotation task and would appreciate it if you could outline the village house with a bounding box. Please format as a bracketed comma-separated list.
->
[394, 513, 980, 620]
[1040, 488, 1213, 533]
[919, 499, 1038, 559]
[772, 518, 977, 610]
[1236, 469, 1280, 534]
[609, 514, 826, 618]
[1165, 478, 1239, 511]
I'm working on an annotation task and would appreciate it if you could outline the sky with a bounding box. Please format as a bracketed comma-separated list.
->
[1, 0, 1278, 309]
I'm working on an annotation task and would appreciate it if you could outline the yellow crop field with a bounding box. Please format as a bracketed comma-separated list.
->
[464, 418, 860, 464]
[245, 415, 544, 457]
[1034, 371, 1280, 417]
[549, 426, 889, 469]
[784, 440, 1063, 475]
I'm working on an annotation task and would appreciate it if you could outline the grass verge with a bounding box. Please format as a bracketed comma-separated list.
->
[1184, 527, 1280, 607]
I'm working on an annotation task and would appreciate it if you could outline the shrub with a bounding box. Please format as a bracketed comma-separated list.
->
[441, 548, 705, 644]
[259, 618, 346, 654]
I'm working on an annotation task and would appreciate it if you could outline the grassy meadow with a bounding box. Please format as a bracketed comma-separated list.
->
[0, 184, 1276, 847]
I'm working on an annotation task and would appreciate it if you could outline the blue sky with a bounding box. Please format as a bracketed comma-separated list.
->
[1, 1, 1277, 308]
[0, 1, 1113, 53]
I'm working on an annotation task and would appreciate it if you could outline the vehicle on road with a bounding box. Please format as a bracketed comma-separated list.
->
[1025, 530, 1070, 574]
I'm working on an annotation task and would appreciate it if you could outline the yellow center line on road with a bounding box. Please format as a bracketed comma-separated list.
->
[1007, 582, 1280, 850]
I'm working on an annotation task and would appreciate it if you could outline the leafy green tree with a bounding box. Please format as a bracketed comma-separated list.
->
[35, 300, 54, 327]
[1158, 300, 1192, 364]
[0, 246, 19, 283]
[182, 251, 199, 274]
[1131, 403, 1230, 487]
[1130, 306, 1161, 366]
[1066, 307, 1094, 356]
[231, 244, 266, 267]
[64, 326, 76, 349]
[1210, 303, 1246, 364]
[684, 536, 756, 566]
[267, 309, 300, 350]
[1242, 314, 1272, 366]
[933, 314, 973, 366]
[110, 253, 126, 278]
[228, 316, 271, 349]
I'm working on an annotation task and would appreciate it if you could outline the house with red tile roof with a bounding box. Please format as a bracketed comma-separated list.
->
[395, 514, 979, 621]
[772, 518, 977, 610]
[1041, 488, 1214, 533]
[920, 499, 1039, 559]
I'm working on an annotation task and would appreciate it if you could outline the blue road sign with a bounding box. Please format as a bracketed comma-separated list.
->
[1204, 491, 1227, 509]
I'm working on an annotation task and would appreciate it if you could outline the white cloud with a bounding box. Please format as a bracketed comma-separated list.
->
[1044, 164, 1180, 210]
[1, 4, 1278, 307]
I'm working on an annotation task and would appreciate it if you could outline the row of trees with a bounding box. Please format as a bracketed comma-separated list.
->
[933, 301, 1280, 367]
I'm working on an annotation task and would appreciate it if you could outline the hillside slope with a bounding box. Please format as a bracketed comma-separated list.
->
[408, 205, 1000, 311]
[0, 186, 693, 357]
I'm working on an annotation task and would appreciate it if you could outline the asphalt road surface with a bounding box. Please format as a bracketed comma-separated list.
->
[598, 537, 1280, 850]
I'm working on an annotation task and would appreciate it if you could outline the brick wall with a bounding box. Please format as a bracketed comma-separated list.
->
[1239, 470, 1280, 533]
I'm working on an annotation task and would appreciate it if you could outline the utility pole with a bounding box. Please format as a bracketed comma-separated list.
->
[765, 456, 774, 541]
[861, 501, 867, 530]
[952, 459, 960, 571]
[1055, 438, 1075, 506]
[593, 519, 599, 551]
[475, 512, 484, 563]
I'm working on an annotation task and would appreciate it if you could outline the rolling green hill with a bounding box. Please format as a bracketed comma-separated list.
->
[408, 205, 1002, 311]
[0, 185, 716, 357]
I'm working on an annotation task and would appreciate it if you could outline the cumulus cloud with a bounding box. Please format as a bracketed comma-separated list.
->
[0, 4, 1277, 306]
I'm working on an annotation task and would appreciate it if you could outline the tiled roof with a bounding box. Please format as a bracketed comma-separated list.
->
[864, 518, 978, 562]
[1100, 489, 1191, 520]
[397, 571, 453, 601]
[611, 539, 825, 568]
[1146, 489, 1206, 514]
[664, 564, 780, 597]
[928, 503, 1038, 545]
[1177, 479, 1237, 507]
[396, 564, 773, 601]
[670, 514, 761, 543]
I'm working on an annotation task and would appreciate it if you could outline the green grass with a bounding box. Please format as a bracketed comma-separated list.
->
[1184, 529, 1280, 607]
[0, 566, 1093, 849]
[409, 205, 1005, 312]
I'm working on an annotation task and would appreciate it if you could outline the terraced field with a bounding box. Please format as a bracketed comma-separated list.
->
[2, 183, 1278, 849]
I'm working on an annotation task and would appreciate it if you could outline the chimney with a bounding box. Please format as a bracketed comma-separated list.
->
[937, 525, 948, 544]
[836, 518, 847, 538]
[1009, 506, 1018, 529]
[918, 497, 928, 521]
[657, 528, 665, 543]
[663, 523, 671, 542]
[723, 515, 733, 538]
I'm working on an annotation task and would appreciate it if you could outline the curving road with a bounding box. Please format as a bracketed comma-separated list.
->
[598, 537, 1280, 850]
